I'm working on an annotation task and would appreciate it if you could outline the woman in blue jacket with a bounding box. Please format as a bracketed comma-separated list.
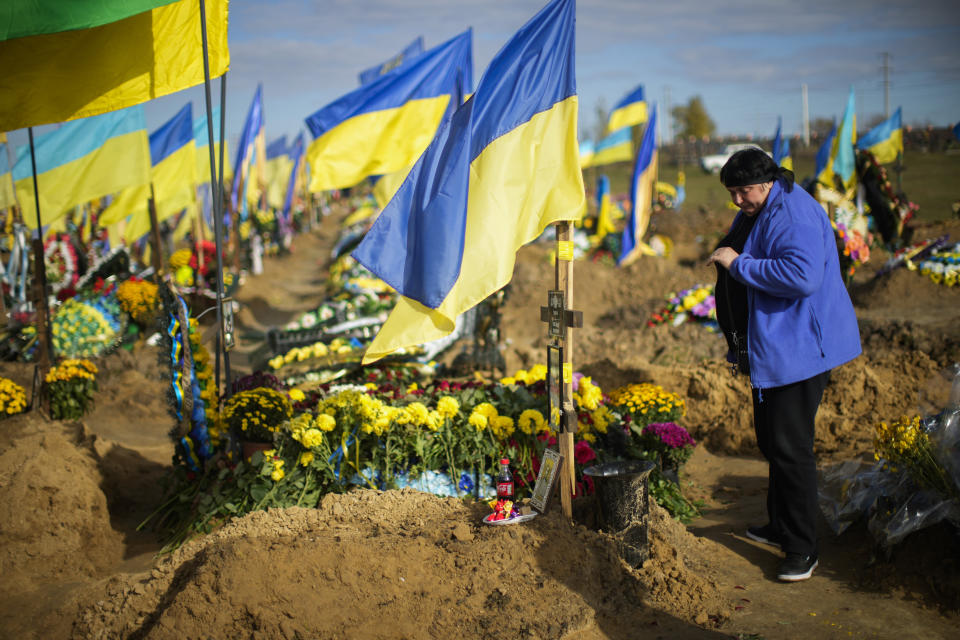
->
[707, 148, 861, 582]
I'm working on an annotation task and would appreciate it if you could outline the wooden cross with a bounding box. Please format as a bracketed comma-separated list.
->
[539, 221, 583, 519]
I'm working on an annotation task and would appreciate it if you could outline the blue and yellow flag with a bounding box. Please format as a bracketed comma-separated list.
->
[579, 139, 595, 167]
[771, 117, 793, 170]
[0, 0, 228, 132]
[619, 105, 658, 267]
[264, 136, 294, 210]
[282, 133, 305, 224]
[359, 36, 425, 85]
[0, 138, 15, 210]
[304, 29, 472, 192]
[814, 119, 837, 182]
[100, 103, 198, 242]
[13, 106, 150, 228]
[590, 126, 633, 167]
[857, 107, 902, 164]
[352, 0, 584, 363]
[232, 85, 264, 212]
[607, 85, 647, 133]
[593, 174, 616, 243]
[819, 88, 856, 191]
[194, 105, 231, 185]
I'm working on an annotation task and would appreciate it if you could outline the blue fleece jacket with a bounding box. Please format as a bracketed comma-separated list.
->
[728, 178, 861, 388]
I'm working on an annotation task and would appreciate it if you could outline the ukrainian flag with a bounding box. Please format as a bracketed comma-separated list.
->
[359, 36, 425, 85]
[265, 136, 294, 210]
[857, 107, 902, 164]
[772, 117, 793, 171]
[814, 119, 837, 181]
[619, 104, 658, 266]
[100, 103, 197, 243]
[0, 0, 228, 132]
[194, 106, 231, 184]
[352, 0, 583, 363]
[607, 85, 648, 133]
[818, 88, 856, 191]
[13, 106, 150, 228]
[579, 139, 595, 168]
[304, 29, 472, 192]
[282, 133, 305, 223]
[593, 175, 617, 243]
[0, 137, 15, 211]
[590, 127, 633, 167]
[232, 85, 264, 212]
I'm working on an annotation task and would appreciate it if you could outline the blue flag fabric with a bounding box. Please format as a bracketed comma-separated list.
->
[619, 104, 657, 266]
[304, 30, 472, 191]
[359, 36, 425, 85]
[351, 0, 584, 362]
[772, 117, 785, 165]
[266, 135, 288, 160]
[231, 84, 263, 211]
[282, 133, 304, 223]
[815, 120, 837, 178]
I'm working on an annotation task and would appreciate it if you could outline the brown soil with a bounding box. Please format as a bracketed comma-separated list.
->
[0, 205, 958, 639]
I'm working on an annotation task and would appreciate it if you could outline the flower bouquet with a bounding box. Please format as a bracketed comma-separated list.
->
[45, 359, 98, 420]
[116, 277, 159, 327]
[0, 377, 27, 418]
[221, 387, 293, 444]
[647, 284, 717, 330]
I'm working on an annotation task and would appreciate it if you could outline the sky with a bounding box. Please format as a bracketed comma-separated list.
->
[10, 0, 960, 154]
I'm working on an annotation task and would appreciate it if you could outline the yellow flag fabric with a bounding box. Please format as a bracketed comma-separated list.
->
[0, 0, 229, 132]
[14, 107, 150, 228]
[0, 141, 15, 210]
[265, 155, 294, 210]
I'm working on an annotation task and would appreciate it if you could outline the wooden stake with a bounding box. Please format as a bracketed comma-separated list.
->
[147, 185, 164, 278]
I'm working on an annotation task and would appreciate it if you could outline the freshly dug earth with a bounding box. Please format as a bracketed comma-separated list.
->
[0, 205, 958, 639]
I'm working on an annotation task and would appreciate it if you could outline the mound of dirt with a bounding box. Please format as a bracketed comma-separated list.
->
[64, 491, 732, 639]
[0, 416, 124, 590]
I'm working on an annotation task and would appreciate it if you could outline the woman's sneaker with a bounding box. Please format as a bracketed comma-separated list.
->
[777, 553, 818, 582]
[745, 524, 781, 548]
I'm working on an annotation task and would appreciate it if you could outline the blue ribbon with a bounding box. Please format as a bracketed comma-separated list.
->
[166, 314, 183, 422]
[327, 424, 361, 482]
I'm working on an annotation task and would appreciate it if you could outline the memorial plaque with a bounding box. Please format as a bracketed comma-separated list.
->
[530, 448, 562, 513]
[222, 297, 236, 351]
[547, 290, 565, 338]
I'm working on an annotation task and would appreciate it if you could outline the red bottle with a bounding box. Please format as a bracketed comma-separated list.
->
[496, 458, 514, 502]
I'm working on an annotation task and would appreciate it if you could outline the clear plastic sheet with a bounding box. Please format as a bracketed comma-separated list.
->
[819, 364, 960, 547]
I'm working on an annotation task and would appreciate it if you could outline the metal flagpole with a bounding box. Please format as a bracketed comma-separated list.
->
[217, 73, 232, 395]
[27, 127, 51, 371]
[198, 0, 231, 400]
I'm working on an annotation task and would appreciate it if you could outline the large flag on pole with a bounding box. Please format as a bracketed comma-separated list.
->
[304, 29, 473, 192]
[818, 88, 856, 191]
[857, 107, 903, 164]
[281, 133, 305, 224]
[13, 106, 150, 228]
[352, 0, 584, 364]
[100, 103, 198, 243]
[814, 119, 837, 183]
[589, 126, 632, 167]
[772, 117, 793, 170]
[231, 85, 264, 211]
[359, 36, 425, 85]
[265, 137, 294, 210]
[0, 0, 229, 132]
[194, 106, 231, 185]
[606, 85, 648, 133]
[618, 104, 658, 267]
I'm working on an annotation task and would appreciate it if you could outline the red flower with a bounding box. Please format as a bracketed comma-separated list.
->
[574, 440, 596, 465]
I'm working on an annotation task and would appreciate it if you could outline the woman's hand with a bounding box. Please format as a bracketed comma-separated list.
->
[707, 247, 739, 270]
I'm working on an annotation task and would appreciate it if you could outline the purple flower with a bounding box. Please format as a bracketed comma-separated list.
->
[643, 422, 695, 449]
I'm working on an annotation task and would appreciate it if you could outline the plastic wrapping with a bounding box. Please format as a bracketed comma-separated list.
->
[819, 364, 960, 547]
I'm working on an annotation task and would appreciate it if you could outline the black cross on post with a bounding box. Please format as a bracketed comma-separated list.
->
[539, 221, 583, 519]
